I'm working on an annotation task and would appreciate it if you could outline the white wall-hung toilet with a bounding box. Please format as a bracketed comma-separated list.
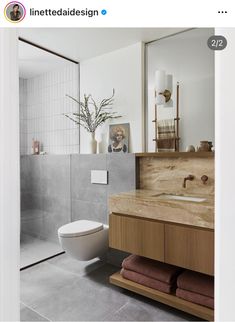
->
[58, 220, 109, 261]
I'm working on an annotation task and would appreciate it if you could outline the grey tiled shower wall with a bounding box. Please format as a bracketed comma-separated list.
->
[21, 153, 136, 244]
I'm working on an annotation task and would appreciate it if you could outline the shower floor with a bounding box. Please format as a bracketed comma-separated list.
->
[20, 234, 63, 269]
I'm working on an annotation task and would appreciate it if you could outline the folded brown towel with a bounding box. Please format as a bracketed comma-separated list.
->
[177, 270, 214, 298]
[122, 254, 182, 284]
[121, 268, 174, 294]
[176, 288, 214, 309]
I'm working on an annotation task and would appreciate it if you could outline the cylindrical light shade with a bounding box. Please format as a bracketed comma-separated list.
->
[155, 70, 165, 93]
[156, 94, 165, 105]
[166, 74, 173, 92]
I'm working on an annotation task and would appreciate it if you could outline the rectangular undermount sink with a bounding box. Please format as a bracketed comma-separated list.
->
[154, 194, 206, 203]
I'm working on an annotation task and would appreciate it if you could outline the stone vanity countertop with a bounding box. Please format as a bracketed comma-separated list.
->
[109, 189, 214, 230]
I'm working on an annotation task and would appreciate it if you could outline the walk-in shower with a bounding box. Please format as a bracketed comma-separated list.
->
[19, 39, 79, 269]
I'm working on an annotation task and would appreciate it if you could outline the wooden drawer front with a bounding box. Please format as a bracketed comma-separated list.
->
[165, 224, 214, 275]
[109, 214, 164, 261]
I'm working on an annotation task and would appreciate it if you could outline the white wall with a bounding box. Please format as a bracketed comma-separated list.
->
[0, 29, 20, 321]
[215, 28, 235, 322]
[147, 28, 215, 152]
[80, 42, 144, 153]
[19, 64, 79, 155]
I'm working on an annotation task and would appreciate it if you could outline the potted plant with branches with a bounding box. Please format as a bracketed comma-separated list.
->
[65, 89, 121, 153]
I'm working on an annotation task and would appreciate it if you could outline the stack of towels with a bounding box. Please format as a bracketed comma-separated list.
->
[121, 255, 214, 309]
[121, 254, 182, 294]
[176, 270, 214, 309]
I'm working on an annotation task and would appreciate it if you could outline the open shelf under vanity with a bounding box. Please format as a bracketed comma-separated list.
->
[110, 272, 214, 321]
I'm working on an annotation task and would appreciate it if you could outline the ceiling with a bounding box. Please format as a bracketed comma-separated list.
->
[19, 28, 187, 78]
[19, 41, 73, 78]
[19, 28, 188, 62]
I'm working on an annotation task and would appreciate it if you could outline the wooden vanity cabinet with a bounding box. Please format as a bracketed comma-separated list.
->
[109, 213, 214, 276]
[165, 224, 214, 276]
[109, 214, 164, 261]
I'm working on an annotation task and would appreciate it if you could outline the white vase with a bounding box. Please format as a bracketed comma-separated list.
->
[90, 132, 97, 154]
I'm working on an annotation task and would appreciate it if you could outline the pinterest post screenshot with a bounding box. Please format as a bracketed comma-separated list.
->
[0, 0, 235, 321]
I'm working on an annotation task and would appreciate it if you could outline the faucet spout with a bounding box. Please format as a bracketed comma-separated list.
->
[183, 175, 195, 188]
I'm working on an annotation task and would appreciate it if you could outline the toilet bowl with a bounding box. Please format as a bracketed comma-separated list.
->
[58, 220, 109, 261]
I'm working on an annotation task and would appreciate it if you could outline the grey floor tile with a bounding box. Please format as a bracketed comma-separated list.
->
[84, 263, 120, 286]
[20, 303, 49, 321]
[47, 253, 106, 277]
[21, 258, 127, 321]
[103, 293, 202, 321]
[21, 261, 80, 306]
[21, 256, 203, 322]
[20, 234, 62, 269]
[24, 269, 129, 321]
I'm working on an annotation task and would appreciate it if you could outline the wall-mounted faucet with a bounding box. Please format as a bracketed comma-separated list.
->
[183, 175, 195, 188]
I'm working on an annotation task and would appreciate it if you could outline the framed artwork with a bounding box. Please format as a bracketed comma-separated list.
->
[108, 123, 130, 153]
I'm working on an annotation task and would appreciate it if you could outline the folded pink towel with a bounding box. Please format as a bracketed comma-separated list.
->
[176, 288, 214, 309]
[122, 254, 182, 284]
[121, 268, 174, 294]
[177, 271, 214, 298]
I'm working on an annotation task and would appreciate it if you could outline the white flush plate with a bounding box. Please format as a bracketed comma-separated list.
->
[91, 170, 108, 185]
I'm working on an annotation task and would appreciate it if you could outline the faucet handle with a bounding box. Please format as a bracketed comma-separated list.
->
[201, 175, 209, 184]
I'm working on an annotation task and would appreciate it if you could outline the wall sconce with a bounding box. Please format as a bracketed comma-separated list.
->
[153, 70, 180, 152]
[155, 70, 173, 107]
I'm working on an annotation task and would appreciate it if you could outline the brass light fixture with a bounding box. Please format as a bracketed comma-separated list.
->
[160, 89, 171, 102]
[155, 71, 173, 107]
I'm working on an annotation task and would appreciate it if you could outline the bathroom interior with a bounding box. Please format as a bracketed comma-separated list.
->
[19, 27, 214, 321]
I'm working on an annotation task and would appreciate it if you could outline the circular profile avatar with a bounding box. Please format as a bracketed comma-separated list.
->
[4, 2, 26, 23]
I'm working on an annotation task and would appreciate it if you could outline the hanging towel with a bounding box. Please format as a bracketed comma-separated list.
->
[157, 119, 175, 139]
[157, 119, 176, 151]
[122, 254, 182, 284]
[121, 268, 174, 294]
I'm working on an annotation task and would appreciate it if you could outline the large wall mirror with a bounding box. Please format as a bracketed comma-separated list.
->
[146, 28, 215, 152]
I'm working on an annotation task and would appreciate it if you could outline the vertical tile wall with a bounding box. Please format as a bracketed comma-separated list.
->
[19, 63, 79, 155]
